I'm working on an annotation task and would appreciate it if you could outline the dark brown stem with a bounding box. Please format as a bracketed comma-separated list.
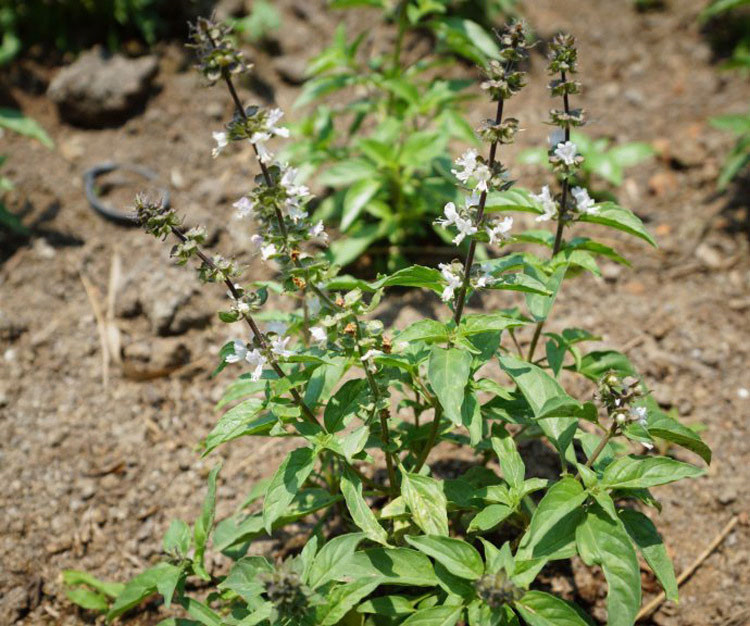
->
[527, 69, 572, 361]
[452, 97, 504, 326]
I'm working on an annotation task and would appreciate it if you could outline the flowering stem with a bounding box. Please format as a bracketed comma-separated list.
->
[578, 421, 617, 477]
[527, 69, 572, 362]
[170, 225, 321, 428]
[452, 98, 504, 326]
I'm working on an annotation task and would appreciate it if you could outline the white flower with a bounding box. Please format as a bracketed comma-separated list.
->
[260, 243, 277, 260]
[361, 349, 383, 362]
[630, 406, 648, 427]
[436, 201, 477, 245]
[233, 196, 254, 219]
[439, 263, 462, 303]
[250, 234, 264, 248]
[266, 108, 290, 138]
[553, 141, 578, 166]
[245, 348, 267, 381]
[225, 339, 248, 363]
[252, 137, 273, 164]
[452, 149, 479, 183]
[310, 326, 327, 346]
[474, 268, 495, 289]
[279, 164, 311, 221]
[486, 216, 513, 245]
[212, 131, 228, 158]
[532, 185, 558, 222]
[270, 335, 293, 357]
[472, 162, 492, 193]
[572, 186, 598, 215]
[309, 221, 328, 244]
[266, 321, 288, 336]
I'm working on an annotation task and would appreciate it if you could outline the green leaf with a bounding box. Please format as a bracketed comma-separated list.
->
[108, 563, 183, 619]
[485, 188, 544, 215]
[401, 472, 449, 536]
[340, 466, 390, 546]
[516, 591, 594, 626]
[619, 509, 678, 602]
[263, 447, 317, 533]
[428, 347, 473, 426]
[318, 158, 378, 186]
[498, 355, 578, 464]
[178, 596, 222, 626]
[342, 178, 381, 232]
[317, 579, 380, 625]
[304, 357, 348, 408]
[397, 319, 450, 344]
[647, 410, 712, 464]
[516, 478, 587, 562]
[324, 379, 368, 433]
[66, 588, 109, 612]
[406, 535, 484, 580]
[163, 519, 191, 557]
[490, 427, 525, 489]
[333, 548, 438, 586]
[525, 264, 567, 322]
[578, 202, 656, 247]
[575, 504, 641, 626]
[710, 112, 750, 135]
[461, 391, 482, 447]
[309, 533, 366, 589]
[467, 503, 513, 533]
[204, 398, 266, 454]
[327, 223, 382, 267]
[608, 142, 655, 167]
[431, 17, 500, 62]
[219, 557, 273, 601]
[600, 455, 705, 490]
[0, 108, 54, 147]
[62, 571, 124, 598]
[372, 265, 445, 293]
[401, 605, 463, 625]
[458, 313, 524, 337]
[357, 595, 416, 615]
[193, 464, 220, 580]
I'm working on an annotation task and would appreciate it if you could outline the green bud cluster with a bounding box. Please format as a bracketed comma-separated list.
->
[187, 17, 250, 85]
[597, 372, 645, 422]
[260, 566, 312, 621]
[548, 33, 578, 74]
[479, 117, 520, 145]
[480, 21, 530, 103]
[171, 226, 206, 265]
[197, 255, 241, 284]
[475, 571, 523, 609]
[135, 194, 181, 239]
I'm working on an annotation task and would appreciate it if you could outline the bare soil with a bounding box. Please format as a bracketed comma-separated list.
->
[1, 1, 749, 624]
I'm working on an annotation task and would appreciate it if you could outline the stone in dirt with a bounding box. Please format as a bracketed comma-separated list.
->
[47, 48, 159, 127]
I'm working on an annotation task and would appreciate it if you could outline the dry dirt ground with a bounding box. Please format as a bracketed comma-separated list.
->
[1, 0, 749, 624]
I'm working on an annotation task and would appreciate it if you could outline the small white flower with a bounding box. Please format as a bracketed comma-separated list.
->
[630, 406, 648, 427]
[235, 300, 250, 315]
[452, 149, 479, 183]
[245, 348, 267, 381]
[233, 196, 254, 219]
[553, 141, 578, 166]
[309, 221, 329, 243]
[260, 243, 277, 260]
[486, 216, 513, 245]
[270, 335, 293, 357]
[532, 185, 558, 222]
[225, 339, 248, 363]
[250, 234, 265, 249]
[472, 162, 492, 193]
[572, 186, 598, 215]
[361, 349, 383, 362]
[266, 321, 288, 336]
[310, 326, 327, 346]
[436, 201, 477, 245]
[474, 263, 496, 288]
[253, 138, 273, 164]
[439, 263, 462, 303]
[212, 131, 228, 158]
[266, 108, 290, 138]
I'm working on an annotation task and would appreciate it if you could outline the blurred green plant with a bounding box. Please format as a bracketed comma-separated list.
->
[710, 111, 750, 188]
[284, 0, 515, 271]
[230, 0, 282, 45]
[0, 108, 54, 234]
[518, 131, 654, 198]
[0, 0, 207, 63]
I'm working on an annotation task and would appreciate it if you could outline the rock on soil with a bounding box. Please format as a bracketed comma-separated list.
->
[47, 48, 159, 127]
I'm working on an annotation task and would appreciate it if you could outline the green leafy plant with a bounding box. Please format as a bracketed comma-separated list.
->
[231, 1, 282, 45]
[65, 19, 710, 626]
[518, 130, 655, 198]
[0, 108, 54, 234]
[700, 0, 750, 71]
[710, 111, 750, 188]
[285, 0, 514, 271]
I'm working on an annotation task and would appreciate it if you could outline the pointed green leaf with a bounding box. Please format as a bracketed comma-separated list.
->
[600, 455, 705, 490]
[575, 504, 641, 626]
[405, 535, 483, 580]
[516, 591, 594, 626]
[342, 178, 381, 231]
[401, 471, 449, 536]
[402, 605, 463, 626]
[333, 548, 438, 586]
[193, 464, 221, 580]
[578, 202, 656, 247]
[324, 379, 368, 433]
[490, 427, 525, 489]
[428, 347, 473, 426]
[340, 466, 390, 546]
[263, 447, 317, 533]
[204, 398, 266, 454]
